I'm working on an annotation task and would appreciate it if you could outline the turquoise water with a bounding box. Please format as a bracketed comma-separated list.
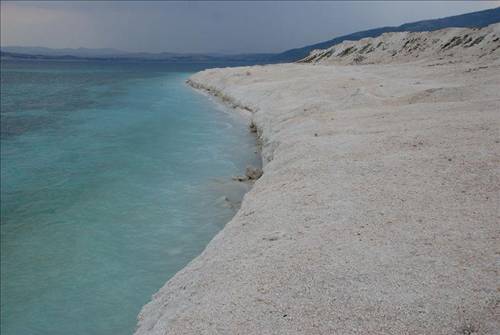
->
[0, 60, 259, 335]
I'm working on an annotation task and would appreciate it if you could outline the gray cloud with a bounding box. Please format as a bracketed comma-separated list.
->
[1, 1, 499, 53]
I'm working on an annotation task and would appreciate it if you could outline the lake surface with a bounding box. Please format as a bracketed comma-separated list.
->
[0, 60, 259, 335]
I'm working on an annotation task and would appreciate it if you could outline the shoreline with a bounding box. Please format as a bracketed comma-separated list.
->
[135, 28, 499, 334]
[186, 77, 267, 163]
[185, 79, 255, 123]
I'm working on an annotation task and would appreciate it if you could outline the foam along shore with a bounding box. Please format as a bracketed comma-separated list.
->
[136, 24, 500, 334]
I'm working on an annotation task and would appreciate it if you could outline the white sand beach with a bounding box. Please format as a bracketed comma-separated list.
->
[136, 24, 500, 334]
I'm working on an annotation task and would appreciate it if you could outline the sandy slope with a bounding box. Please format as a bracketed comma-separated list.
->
[300, 23, 500, 65]
[136, 26, 500, 334]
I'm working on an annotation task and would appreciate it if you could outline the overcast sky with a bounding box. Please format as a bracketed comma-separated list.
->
[1, 1, 498, 54]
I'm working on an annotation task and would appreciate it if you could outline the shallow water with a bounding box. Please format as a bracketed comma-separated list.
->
[0, 60, 259, 335]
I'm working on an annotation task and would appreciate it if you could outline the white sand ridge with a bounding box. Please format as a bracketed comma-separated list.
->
[300, 23, 500, 65]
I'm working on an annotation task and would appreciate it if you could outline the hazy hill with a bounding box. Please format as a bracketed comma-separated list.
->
[0, 46, 273, 63]
[0, 46, 129, 58]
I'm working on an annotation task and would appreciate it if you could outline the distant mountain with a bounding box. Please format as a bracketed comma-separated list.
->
[271, 6, 500, 62]
[0, 46, 274, 63]
[0, 46, 272, 62]
[2, 7, 499, 63]
[0, 46, 129, 58]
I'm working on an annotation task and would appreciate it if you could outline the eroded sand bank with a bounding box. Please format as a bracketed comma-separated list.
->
[136, 25, 500, 334]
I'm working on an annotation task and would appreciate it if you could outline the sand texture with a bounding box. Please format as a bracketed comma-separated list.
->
[136, 24, 500, 334]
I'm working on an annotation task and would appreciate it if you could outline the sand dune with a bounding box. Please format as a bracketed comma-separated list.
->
[300, 23, 500, 65]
